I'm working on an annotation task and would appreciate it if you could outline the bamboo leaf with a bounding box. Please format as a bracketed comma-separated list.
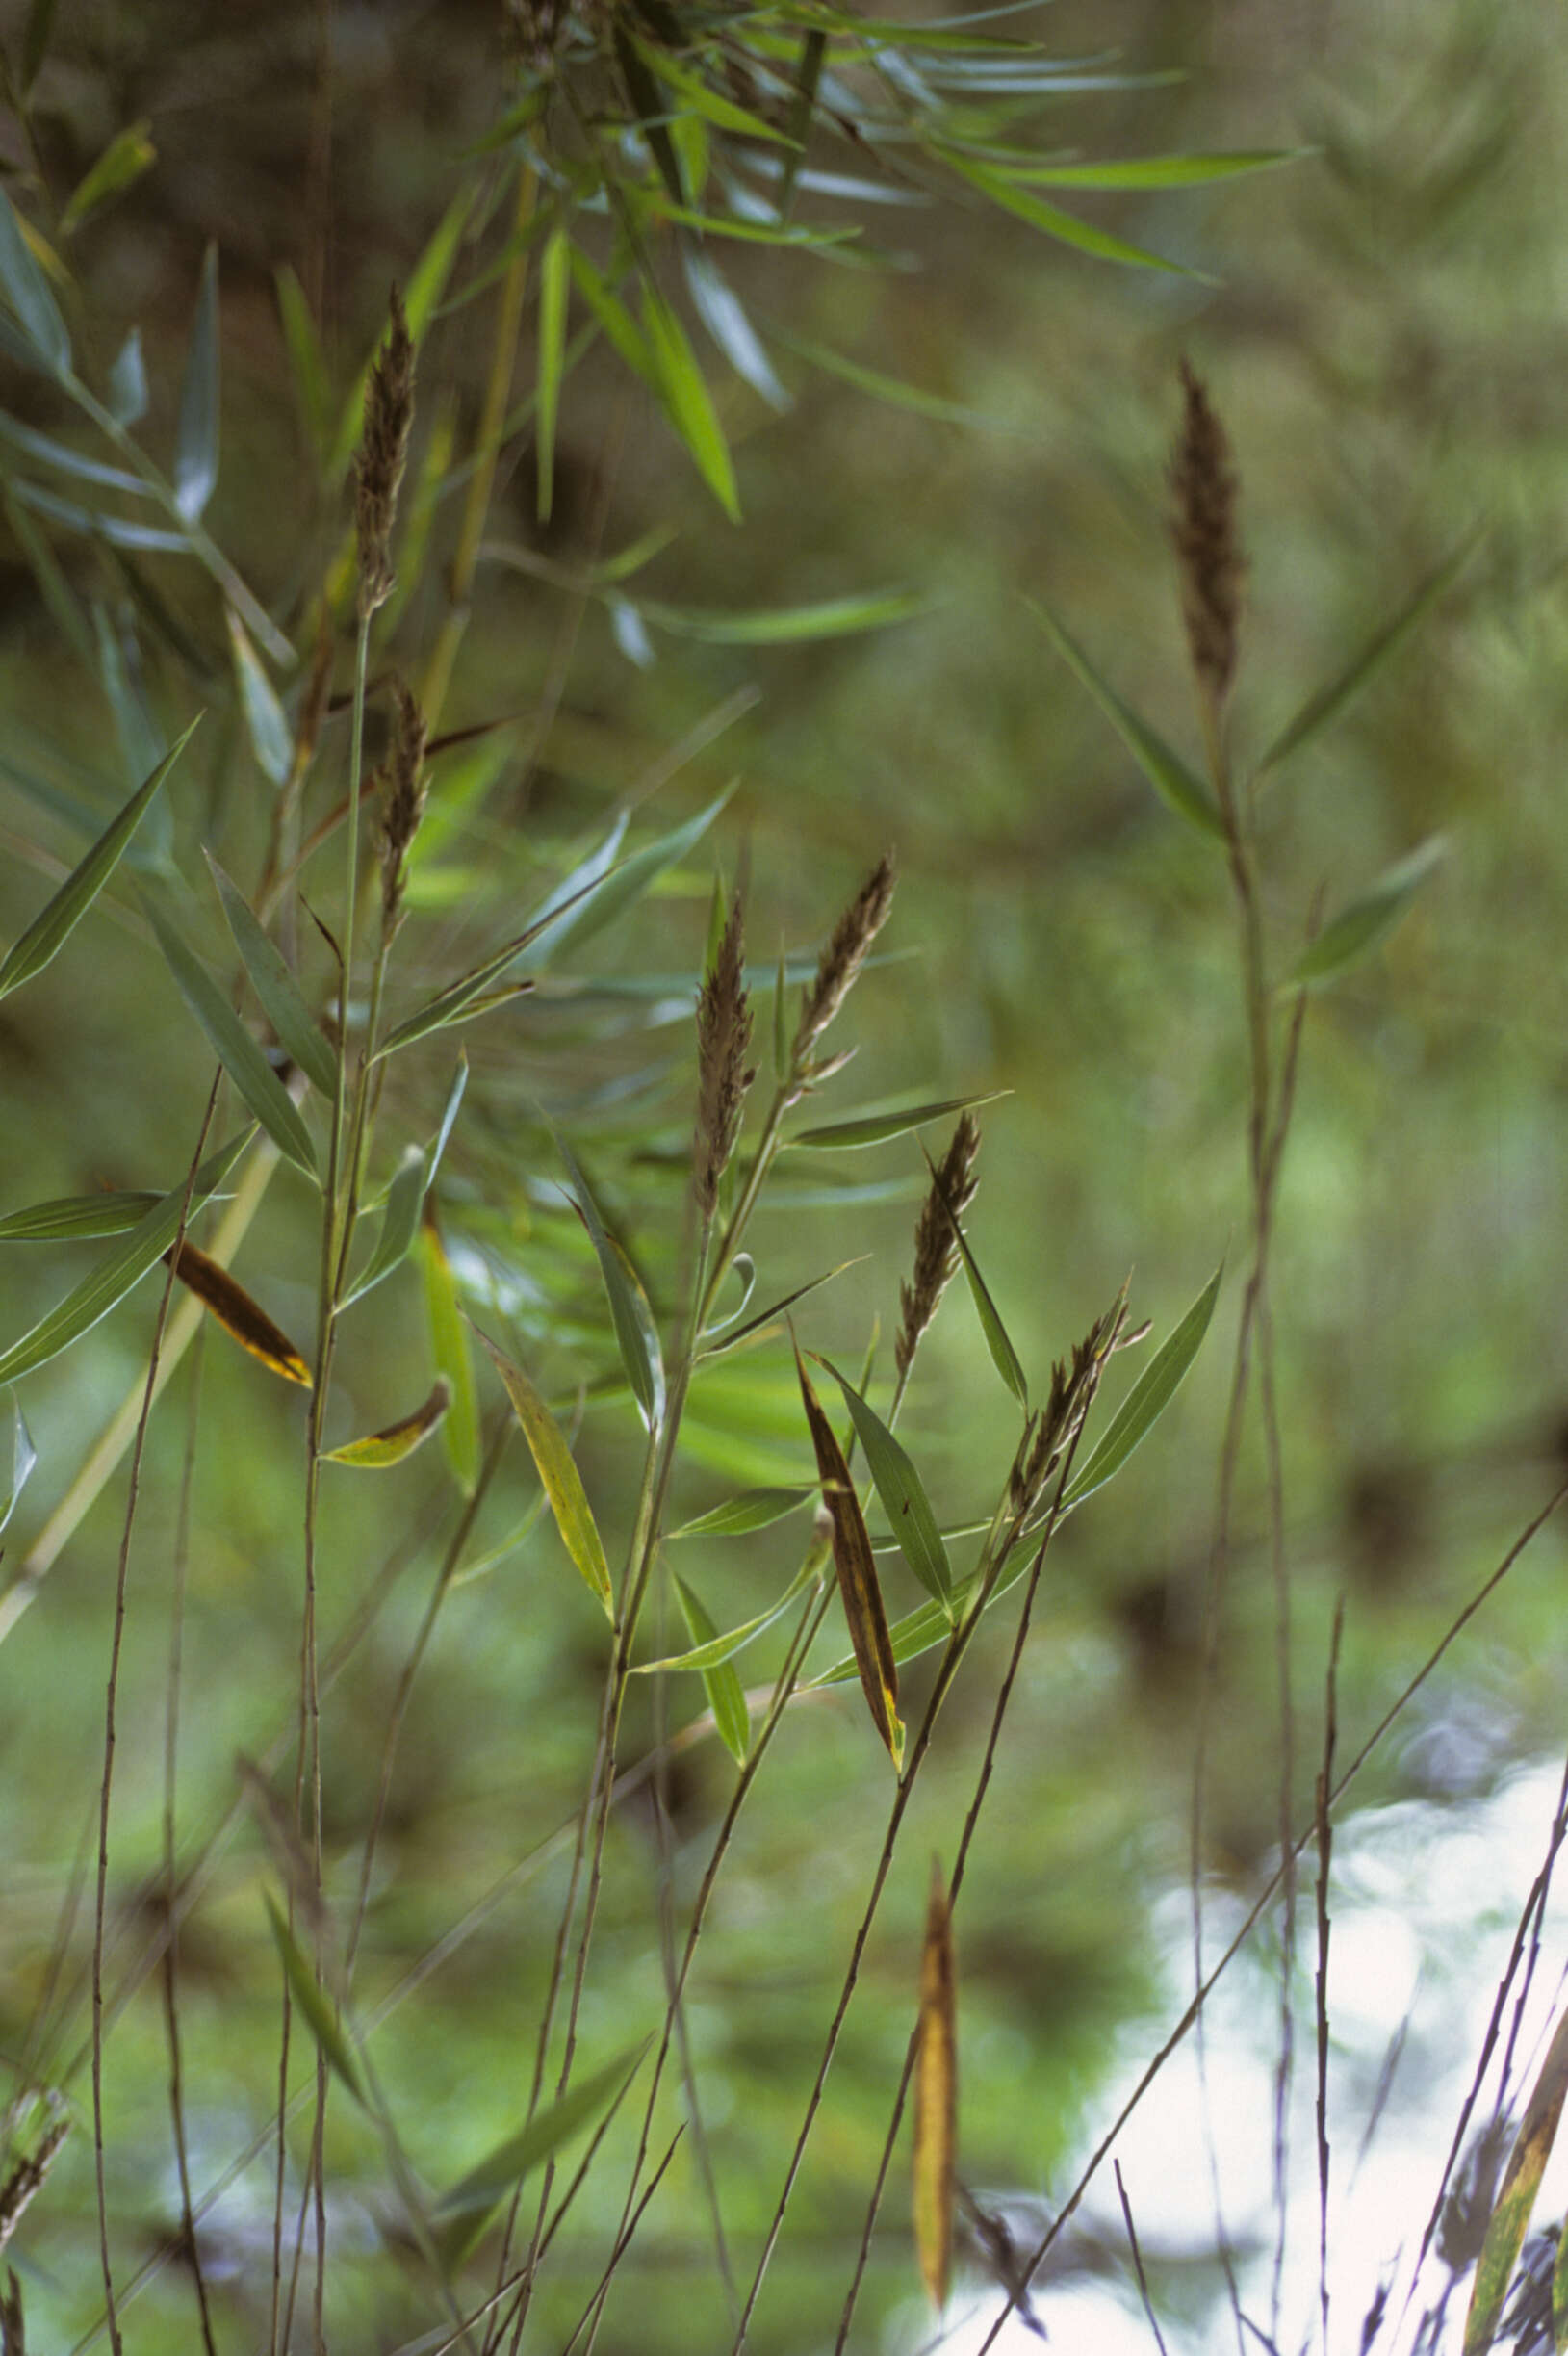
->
[434, 2043, 647, 2268]
[173, 244, 219, 523]
[817, 1357, 953, 1615]
[535, 225, 570, 524]
[0, 1388, 36, 1539]
[779, 27, 827, 214]
[0, 1190, 161, 1240]
[1285, 838, 1447, 991]
[166, 1238, 312, 1386]
[518, 788, 733, 974]
[60, 119, 156, 236]
[146, 904, 320, 1179]
[681, 243, 788, 412]
[275, 264, 328, 461]
[224, 608, 293, 787]
[632, 588, 925, 645]
[263, 1894, 365, 2106]
[1028, 599, 1224, 840]
[328, 187, 471, 480]
[613, 26, 685, 207]
[552, 1128, 665, 1432]
[107, 328, 148, 426]
[1463, 2008, 1568, 2356]
[913, 1858, 957, 2312]
[92, 601, 165, 793]
[474, 1324, 612, 1618]
[346, 1059, 464, 1306]
[326, 1379, 451, 1468]
[566, 247, 655, 381]
[1009, 148, 1311, 191]
[698, 1260, 865, 1359]
[1061, 1263, 1222, 1510]
[666, 1485, 814, 1540]
[422, 1217, 480, 1496]
[0, 184, 70, 375]
[635, 1554, 820, 1674]
[942, 152, 1204, 277]
[795, 1338, 902, 1767]
[675, 1572, 750, 1761]
[0, 1130, 249, 1386]
[642, 292, 739, 521]
[920, 1141, 1027, 1410]
[206, 853, 337, 1099]
[1256, 533, 1482, 782]
[789, 1091, 1008, 1151]
[0, 722, 196, 1001]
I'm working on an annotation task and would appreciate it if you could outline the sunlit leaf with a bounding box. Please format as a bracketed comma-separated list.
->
[1463, 2007, 1568, 2356]
[1028, 599, 1224, 840]
[675, 1572, 750, 1761]
[632, 588, 925, 644]
[1061, 1264, 1222, 1510]
[666, 1485, 814, 1540]
[474, 1324, 613, 1619]
[642, 292, 739, 521]
[1009, 148, 1311, 190]
[206, 852, 337, 1099]
[60, 119, 156, 236]
[553, 1127, 665, 1432]
[633, 1553, 821, 1674]
[422, 1217, 480, 1496]
[0, 1190, 161, 1240]
[147, 905, 320, 1180]
[166, 1238, 312, 1386]
[535, 224, 570, 524]
[0, 1130, 249, 1386]
[942, 152, 1205, 276]
[795, 1339, 902, 1767]
[0, 1388, 37, 1539]
[224, 608, 293, 787]
[326, 1379, 451, 1468]
[0, 723, 195, 1001]
[817, 1357, 953, 1614]
[913, 1858, 957, 2311]
[1286, 838, 1447, 991]
[173, 244, 219, 524]
[263, 1894, 364, 2107]
[0, 184, 70, 376]
[789, 1091, 1008, 1151]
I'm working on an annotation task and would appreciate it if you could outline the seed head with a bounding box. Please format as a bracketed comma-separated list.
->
[896, 1113, 981, 1384]
[354, 286, 416, 620]
[792, 853, 896, 1076]
[694, 893, 756, 1218]
[1170, 358, 1244, 718]
[378, 680, 427, 931]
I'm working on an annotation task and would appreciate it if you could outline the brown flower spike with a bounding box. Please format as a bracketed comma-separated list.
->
[379, 680, 428, 931]
[1170, 358, 1244, 720]
[354, 285, 416, 619]
[693, 893, 756, 1219]
[896, 1112, 981, 1384]
[792, 853, 897, 1075]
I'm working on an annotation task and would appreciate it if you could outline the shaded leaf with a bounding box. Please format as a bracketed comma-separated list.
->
[0, 1189, 161, 1240]
[92, 601, 165, 798]
[1061, 1263, 1222, 1510]
[518, 788, 733, 975]
[326, 1378, 451, 1468]
[474, 1323, 612, 1618]
[206, 852, 337, 1099]
[106, 326, 148, 426]
[535, 224, 570, 523]
[166, 1237, 312, 1386]
[346, 1059, 465, 1306]
[328, 187, 470, 480]
[634, 1552, 819, 1673]
[681, 242, 788, 412]
[698, 1259, 864, 1359]
[147, 904, 320, 1180]
[775, 326, 1008, 428]
[614, 25, 685, 208]
[435, 2043, 646, 2269]
[553, 1127, 665, 1431]
[422, 1216, 480, 1496]
[0, 1130, 250, 1386]
[817, 1356, 953, 1615]
[675, 1572, 750, 1761]
[779, 27, 827, 214]
[789, 1091, 1008, 1151]
[263, 1894, 364, 2107]
[632, 588, 925, 645]
[173, 244, 219, 524]
[1463, 2008, 1568, 2356]
[21, 0, 57, 92]
[666, 1485, 814, 1540]
[1286, 838, 1447, 990]
[0, 722, 195, 1001]
[795, 1338, 902, 1767]
[60, 119, 156, 236]
[1029, 599, 1224, 840]
[921, 1140, 1027, 1409]
[225, 608, 293, 787]
[0, 184, 69, 375]
[0, 1388, 36, 1539]
[913, 1858, 957, 2312]
[274, 264, 328, 461]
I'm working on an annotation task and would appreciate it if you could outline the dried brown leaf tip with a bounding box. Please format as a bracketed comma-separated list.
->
[354, 285, 416, 619]
[694, 893, 756, 1219]
[379, 679, 428, 932]
[791, 853, 896, 1083]
[896, 1112, 981, 1383]
[1170, 358, 1244, 719]
[0, 2095, 67, 2261]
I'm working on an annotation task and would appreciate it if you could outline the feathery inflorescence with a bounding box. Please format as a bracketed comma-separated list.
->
[1170, 358, 1244, 720]
[354, 286, 416, 620]
[694, 893, 756, 1218]
[896, 1112, 982, 1384]
[379, 681, 428, 933]
[792, 853, 896, 1077]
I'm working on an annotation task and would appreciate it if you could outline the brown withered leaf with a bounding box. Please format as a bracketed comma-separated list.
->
[913, 1856, 957, 2312]
[164, 1239, 312, 1387]
[793, 1335, 903, 1768]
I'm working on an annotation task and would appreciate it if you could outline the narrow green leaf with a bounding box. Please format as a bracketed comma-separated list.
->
[779, 27, 826, 214]
[0, 722, 195, 1001]
[681, 244, 788, 412]
[1028, 600, 1224, 840]
[638, 36, 791, 143]
[535, 224, 569, 524]
[789, 1091, 1008, 1151]
[435, 2043, 647, 2267]
[263, 1894, 365, 2106]
[0, 1130, 249, 1386]
[0, 466, 95, 668]
[817, 1357, 953, 1614]
[0, 407, 150, 493]
[1463, 2008, 1568, 2356]
[422, 1218, 479, 1496]
[0, 185, 70, 375]
[1009, 148, 1311, 191]
[474, 1324, 613, 1618]
[173, 244, 219, 524]
[642, 293, 739, 521]
[274, 264, 328, 461]
[666, 1485, 814, 1540]
[206, 852, 337, 1099]
[1286, 838, 1447, 991]
[146, 904, 320, 1179]
[517, 787, 734, 974]
[224, 608, 293, 788]
[21, 0, 58, 91]
[942, 152, 1205, 277]
[566, 247, 654, 381]
[699, 1260, 865, 1359]
[920, 1142, 1027, 1410]
[329, 187, 471, 481]
[60, 119, 156, 236]
[633, 1554, 820, 1675]
[0, 1388, 37, 1538]
[106, 326, 148, 426]
[326, 1378, 450, 1469]
[345, 1059, 465, 1306]
[632, 588, 925, 645]
[1061, 1264, 1222, 1510]
[0, 1190, 161, 1240]
[553, 1128, 664, 1432]
[675, 1573, 750, 1761]
[92, 601, 165, 795]
[613, 27, 685, 208]
[1255, 533, 1482, 783]
[775, 327, 1006, 429]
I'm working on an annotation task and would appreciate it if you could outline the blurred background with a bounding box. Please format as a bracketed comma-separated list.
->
[2, 0, 1567, 2347]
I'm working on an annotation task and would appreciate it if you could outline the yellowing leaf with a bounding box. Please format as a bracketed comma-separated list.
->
[165, 1238, 311, 1386]
[913, 1858, 957, 2312]
[325, 1379, 450, 1468]
[794, 1336, 902, 1768]
[1464, 2008, 1568, 2356]
[473, 1324, 612, 1620]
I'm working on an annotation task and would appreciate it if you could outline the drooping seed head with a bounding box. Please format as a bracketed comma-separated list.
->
[792, 853, 896, 1076]
[379, 680, 428, 930]
[896, 1112, 982, 1383]
[354, 286, 416, 620]
[693, 893, 756, 1218]
[1170, 358, 1244, 719]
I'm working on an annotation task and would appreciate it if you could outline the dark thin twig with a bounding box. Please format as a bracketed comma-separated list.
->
[1115, 2161, 1170, 2356]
